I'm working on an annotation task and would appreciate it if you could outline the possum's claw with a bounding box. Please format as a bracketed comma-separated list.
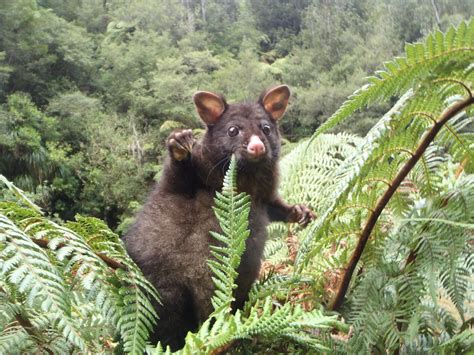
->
[290, 204, 315, 227]
[167, 129, 196, 161]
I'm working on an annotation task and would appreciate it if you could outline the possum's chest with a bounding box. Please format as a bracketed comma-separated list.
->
[125, 186, 270, 285]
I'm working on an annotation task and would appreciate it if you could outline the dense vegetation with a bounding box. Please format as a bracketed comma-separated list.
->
[1, 0, 473, 230]
[0, 1, 473, 353]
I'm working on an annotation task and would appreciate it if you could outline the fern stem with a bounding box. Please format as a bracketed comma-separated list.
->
[408, 111, 437, 124]
[0, 287, 54, 355]
[15, 314, 54, 355]
[330, 93, 474, 312]
[433, 78, 473, 98]
[210, 341, 237, 355]
[33, 238, 127, 270]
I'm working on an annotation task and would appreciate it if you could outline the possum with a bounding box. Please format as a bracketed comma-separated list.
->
[123, 85, 314, 350]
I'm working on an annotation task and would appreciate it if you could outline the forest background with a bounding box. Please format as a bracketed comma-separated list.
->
[1, 0, 473, 233]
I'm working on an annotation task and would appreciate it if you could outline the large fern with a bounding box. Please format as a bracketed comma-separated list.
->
[248, 20, 474, 352]
[263, 19, 474, 353]
[296, 17, 473, 283]
[0, 178, 159, 354]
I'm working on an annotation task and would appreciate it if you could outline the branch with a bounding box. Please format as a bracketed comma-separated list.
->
[330, 94, 474, 311]
[32, 238, 127, 271]
[431, 0, 441, 29]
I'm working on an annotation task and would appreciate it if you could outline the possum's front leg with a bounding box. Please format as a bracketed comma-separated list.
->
[160, 129, 198, 195]
[267, 197, 315, 227]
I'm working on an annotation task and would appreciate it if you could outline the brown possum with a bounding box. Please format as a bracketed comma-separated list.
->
[123, 85, 314, 350]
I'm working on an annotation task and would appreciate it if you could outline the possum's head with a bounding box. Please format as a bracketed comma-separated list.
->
[193, 85, 290, 166]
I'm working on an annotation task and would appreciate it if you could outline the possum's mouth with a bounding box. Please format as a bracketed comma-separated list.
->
[234, 149, 270, 165]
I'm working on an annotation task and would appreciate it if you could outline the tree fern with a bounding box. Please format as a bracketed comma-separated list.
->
[262, 19, 473, 353]
[295, 19, 473, 295]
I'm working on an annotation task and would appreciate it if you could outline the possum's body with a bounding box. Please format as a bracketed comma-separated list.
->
[124, 86, 313, 350]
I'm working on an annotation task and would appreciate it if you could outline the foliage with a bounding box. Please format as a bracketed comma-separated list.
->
[1, 0, 473, 227]
[0, 177, 159, 354]
[276, 18, 473, 353]
[348, 171, 474, 353]
[296, 17, 474, 269]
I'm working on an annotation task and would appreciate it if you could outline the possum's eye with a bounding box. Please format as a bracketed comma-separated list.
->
[227, 126, 239, 137]
[262, 124, 271, 136]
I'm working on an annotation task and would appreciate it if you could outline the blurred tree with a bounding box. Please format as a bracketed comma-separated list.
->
[212, 38, 274, 100]
[0, 0, 95, 105]
[249, 0, 310, 57]
[0, 93, 58, 190]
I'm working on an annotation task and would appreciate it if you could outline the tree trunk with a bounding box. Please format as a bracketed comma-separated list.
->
[201, 0, 206, 22]
[431, 0, 441, 28]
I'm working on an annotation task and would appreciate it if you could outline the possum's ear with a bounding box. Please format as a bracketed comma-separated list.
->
[193, 91, 226, 125]
[260, 85, 290, 121]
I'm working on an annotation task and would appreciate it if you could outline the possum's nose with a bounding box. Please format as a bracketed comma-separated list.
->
[247, 135, 266, 157]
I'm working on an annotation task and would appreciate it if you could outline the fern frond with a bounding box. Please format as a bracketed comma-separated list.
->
[311, 19, 474, 138]
[279, 133, 362, 214]
[0, 175, 160, 354]
[346, 173, 474, 353]
[208, 155, 251, 315]
[295, 90, 414, 269]
[176, 296, 340, 353]
[0, 213, 88, 351]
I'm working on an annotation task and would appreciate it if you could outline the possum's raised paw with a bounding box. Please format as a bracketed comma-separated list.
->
[167, 129, 196, 161]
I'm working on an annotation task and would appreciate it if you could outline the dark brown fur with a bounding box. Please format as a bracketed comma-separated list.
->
[123, 86, 313, 350]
